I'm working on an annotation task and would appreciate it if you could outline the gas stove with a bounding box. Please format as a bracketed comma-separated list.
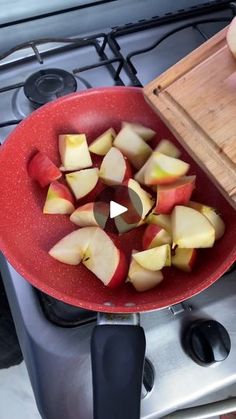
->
[0, 2, 236, 418]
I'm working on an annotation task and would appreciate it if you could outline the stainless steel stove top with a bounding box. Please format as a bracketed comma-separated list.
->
[0, 2, 236, 418]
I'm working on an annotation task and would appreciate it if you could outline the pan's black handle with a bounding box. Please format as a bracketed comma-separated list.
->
[91, 323, 146, 419]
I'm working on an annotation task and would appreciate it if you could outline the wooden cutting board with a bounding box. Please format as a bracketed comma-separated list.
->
[144, 26, 236, 207]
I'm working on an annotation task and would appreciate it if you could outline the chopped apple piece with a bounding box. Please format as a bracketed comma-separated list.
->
[49, 227, 98, 265]
[66, 168, 99, 200]
[227, 17, 236, 58]
[89, 128, 116, 156]
[127, 257, 163, 292]
[155, 176, 196, 214]
[99, 147, 132, 185]
[172, 248, 197, 272]
[172, 205, 215, 248]
[124, 178, 154, 220]
[142, 224, 171, 249]
[133, 244, 171, 271]
[83, 228, 128, 288]
[188, 201, 225, 240]
[28, 151, 61, 187]
[145, 212, 172, 234]
[114, 125, 152, 169]
[155, 139, 181, 158]
[59, 134, 92, 171]
[144, 152, 189, 185]
[70, 202, 109, 228]
[122, 121, 156, 141]
[43, 181, 74, 215]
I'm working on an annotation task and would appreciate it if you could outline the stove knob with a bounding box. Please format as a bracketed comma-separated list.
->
[184, 320, 231, 366]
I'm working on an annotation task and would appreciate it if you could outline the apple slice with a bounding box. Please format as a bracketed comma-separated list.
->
[49, 227, 98, 265]
[124, 178, 154, 220]
[172, 248, 197, 272]
[99, 147, 132, 185]
[188, 201, 225, 240]
[43, 181, 75, 215]
[66, 168, 99, 200]
[227, 17, 236, 58]
[114, 215, 144, 234]
[59, 134, 92, 171]
[114, 125, 152, 169]
[28, 151, 61, 187]
[142, 224, 171, 250]
[83, 228, 128, 288]
[127, 257, 163, 292]
[155, 176, 196, 214]
[89, 128, 116, 156]
[70, 202, 109, 228]
[144, 152, 189, 185]
[145, 212, 172, 234]
[155, 139, 181, 158]
[122, 122, 156, 141]
[172, 205, 215, 248]
[133, 244, 171, 271]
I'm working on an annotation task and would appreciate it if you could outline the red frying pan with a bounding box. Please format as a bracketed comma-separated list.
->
[0, 87, 235, 419]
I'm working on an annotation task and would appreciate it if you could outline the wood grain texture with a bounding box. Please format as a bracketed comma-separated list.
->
[144, 27, 236, 206]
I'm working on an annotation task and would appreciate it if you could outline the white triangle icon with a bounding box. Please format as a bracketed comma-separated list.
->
[110, 200, 128, 219]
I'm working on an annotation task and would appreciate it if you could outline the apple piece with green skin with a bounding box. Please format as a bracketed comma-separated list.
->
[70, 202, 109, 228]
[89, 128, 116, 156]
[66, 168, 99, 200]
[227, 16, 236, 58]
[155, 176, 196, 214]
[172, 248, 197, 272]
[155, 139, 181, 158]
[113, 125, 152, 169]
[59, 134, 92, 171]
[127, 257, 163, 292]
[144, 152, 189, 185]
[133, 244, 171, 271]
[43, 181, 75, 215]
[172, 205, 215, 248]
[142, 224, 171, 250]
[82, 228, 128, 288]
[145, 212, 172, 234]
[49, 227, 98, 265]
[99, 147, 132, 185]
[188, 201, 225, 240]
[28, 151, 61, 187]
[121, 121, 156, 141]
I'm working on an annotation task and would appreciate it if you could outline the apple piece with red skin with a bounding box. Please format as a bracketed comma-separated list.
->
[114, 125, 152, 169]
[155, 139, 181, 158]
[123, 178, 154, 220]
[172, 248, 197, 272]
[49, 226, 98, 265]
[145, 212, 172, 234]
[59, 134, 92, 171]
[99, 147, 132, 185]
[144, 152, 189, 185]
[155, 175, 196, 214]
[121, 122, 156, 141]
[66, 168, 99, 200]
[82, 228, 128, 288]
[43, 181, 75, 215]
[227, 16, 236, 58]
[89, 127, 116, 156]
[127, 256, 163, 292]
[28, 151, 61, 187]
[172, 205, 215, 248]
[188, 201, 225, 240]
[133, 244, 171, 271]
[70, 201, 109, 228]
[142, 224, 171, 250]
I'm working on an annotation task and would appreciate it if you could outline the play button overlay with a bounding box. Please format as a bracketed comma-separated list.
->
[110, 201, 127, 218]
[94, 184, 143, 234]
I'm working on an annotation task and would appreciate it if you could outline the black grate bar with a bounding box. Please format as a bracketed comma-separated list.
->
[193, 24, 209, 41]
[0, 82, 24, 93]
[31, 44, 43, 64]
[0, 119, 22, 128]
[73, 57, 123, 80]
[126, 17, 230, 74]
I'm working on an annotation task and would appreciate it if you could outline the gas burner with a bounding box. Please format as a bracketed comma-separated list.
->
[23, 68, 77, 108]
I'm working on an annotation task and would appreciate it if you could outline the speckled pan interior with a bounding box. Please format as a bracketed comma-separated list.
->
[0, 87, 235, 313]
